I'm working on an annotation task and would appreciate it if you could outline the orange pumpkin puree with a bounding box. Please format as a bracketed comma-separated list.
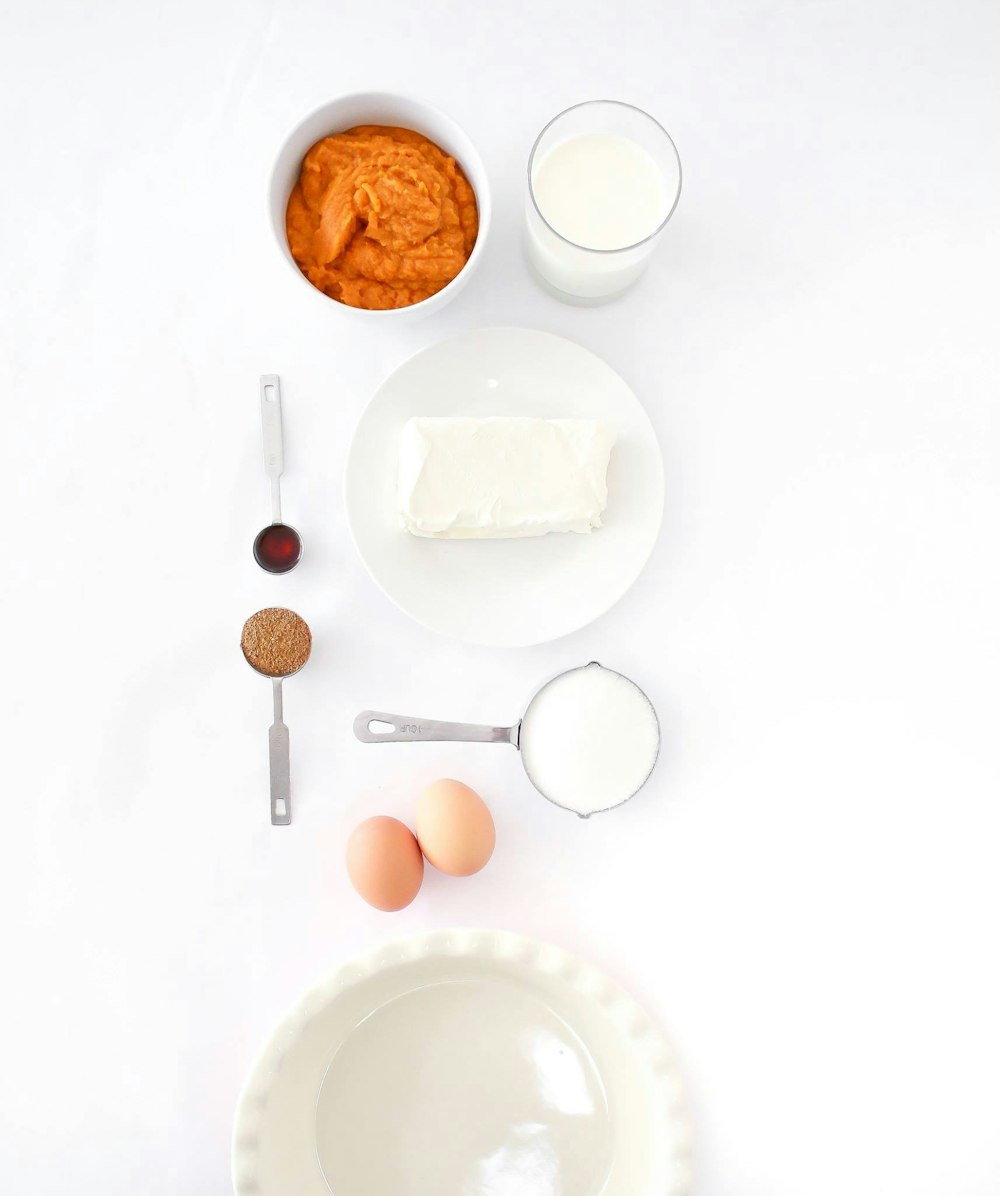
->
[285, 125, 479, 311]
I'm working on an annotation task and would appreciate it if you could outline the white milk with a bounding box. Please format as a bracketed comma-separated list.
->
[525, 129, 678, 301]
[519, 664, 660, 816]
[532, 134, 669, 252]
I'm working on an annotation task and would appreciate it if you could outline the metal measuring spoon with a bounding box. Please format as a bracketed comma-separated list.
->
[254, 375, 302, 574]
[354, 661, 660, 817]
[241, 608, 312, 825]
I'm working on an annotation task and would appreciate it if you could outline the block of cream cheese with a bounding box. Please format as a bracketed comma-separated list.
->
[398, 417, 617, 538]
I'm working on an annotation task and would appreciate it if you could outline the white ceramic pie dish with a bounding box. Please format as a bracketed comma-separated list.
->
[232, 928, 691, 1196]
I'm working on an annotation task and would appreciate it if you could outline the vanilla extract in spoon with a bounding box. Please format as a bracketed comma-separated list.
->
[254, 374, 302, 574]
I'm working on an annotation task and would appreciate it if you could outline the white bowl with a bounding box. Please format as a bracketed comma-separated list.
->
[232, 929, 691, 1196]
[268, 93, 491, 320]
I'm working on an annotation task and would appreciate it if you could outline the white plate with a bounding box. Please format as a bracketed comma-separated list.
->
[344, 327, 665, 646]
[232, 929, 691, 1196]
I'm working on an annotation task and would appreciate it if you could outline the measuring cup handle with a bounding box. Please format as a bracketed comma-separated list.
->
[354, 711, 516, 745]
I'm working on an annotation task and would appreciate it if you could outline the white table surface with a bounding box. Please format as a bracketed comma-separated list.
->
[2, 2, 999, 1193]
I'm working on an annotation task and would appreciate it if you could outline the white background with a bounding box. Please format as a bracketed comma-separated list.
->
[2, 1, 999, 1193]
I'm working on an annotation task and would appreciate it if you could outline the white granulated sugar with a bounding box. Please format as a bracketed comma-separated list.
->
[519, 664, 660, 816]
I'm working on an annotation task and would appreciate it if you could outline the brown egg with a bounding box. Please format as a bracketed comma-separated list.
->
[415, 779, 496, 877]
[346, 816, 424, 911]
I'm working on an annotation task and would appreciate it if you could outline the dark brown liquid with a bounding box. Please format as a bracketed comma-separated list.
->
[253, 523, 302, 574]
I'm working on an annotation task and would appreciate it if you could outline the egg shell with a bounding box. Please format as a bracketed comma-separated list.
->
[415, 779, 496, 877]
[346, 816, 424, 911]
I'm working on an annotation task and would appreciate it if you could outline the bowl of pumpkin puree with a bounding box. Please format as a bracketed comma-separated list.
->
[270, 94, 490, 317]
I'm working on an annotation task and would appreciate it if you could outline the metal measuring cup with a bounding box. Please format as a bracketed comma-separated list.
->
[241, 608, 312, 825]
[354, 661, 660, 817]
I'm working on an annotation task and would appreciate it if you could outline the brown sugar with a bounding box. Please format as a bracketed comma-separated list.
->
[241, 608, 312, 678]
[285, 125, 478, 311]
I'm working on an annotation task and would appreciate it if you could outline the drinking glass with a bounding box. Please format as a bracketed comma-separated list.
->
[525, 100, 681, 303]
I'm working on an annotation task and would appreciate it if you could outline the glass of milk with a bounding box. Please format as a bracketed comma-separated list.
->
[525, 100, 681, 303]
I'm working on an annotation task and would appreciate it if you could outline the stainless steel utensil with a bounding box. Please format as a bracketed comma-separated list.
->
[260, 670, 296, 826]
[354, 661, 660, 817]
[242, 609, 312, 826]
[253, 375, 302, 574]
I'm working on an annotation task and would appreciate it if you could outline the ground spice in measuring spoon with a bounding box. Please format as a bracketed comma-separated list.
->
[241, 607, 312, 827]
[241, 608, 312, 677]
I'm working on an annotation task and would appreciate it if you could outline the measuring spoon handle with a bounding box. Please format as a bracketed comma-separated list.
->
[354, 711, 516, 745]
[260, 375, 284, 478]
[260, 374, 284, 524]
[269, 678, 291, 825]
